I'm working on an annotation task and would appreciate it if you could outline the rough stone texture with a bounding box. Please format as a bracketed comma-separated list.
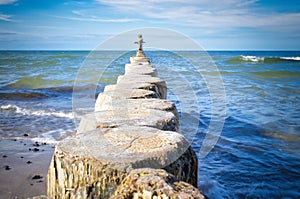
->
[117, 74, 167, 99]
[130, 53, 150, 64]
[103, 88, 159, 99]
[47, 126, 196, 199]
[77, 109, 179, 134]
[47, 45, 202, 198]
[112, 168, 206, 199]
[116, 75, 167, 99]
[103, 82, 164, 99]
[125, 64, 157, 76]
[47, 147, 128, 199]
[96, 88, 158, 109]
[95, 98, 179, 121]
[95, 89, 160, 110]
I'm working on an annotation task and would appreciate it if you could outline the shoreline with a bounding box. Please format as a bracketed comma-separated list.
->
[0, 139, 54, 198]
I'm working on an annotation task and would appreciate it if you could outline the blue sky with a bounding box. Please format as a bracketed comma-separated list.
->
[0, 0, 300, 50]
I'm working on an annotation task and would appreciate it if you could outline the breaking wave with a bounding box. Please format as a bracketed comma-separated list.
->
[227, 55, 300, 64]
[0, 104, 73, 119]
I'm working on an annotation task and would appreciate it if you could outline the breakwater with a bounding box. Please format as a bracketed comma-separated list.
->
[46, 37, 206, 198]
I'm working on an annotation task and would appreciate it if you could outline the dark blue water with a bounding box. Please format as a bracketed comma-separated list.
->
[0, 50, 299, 198]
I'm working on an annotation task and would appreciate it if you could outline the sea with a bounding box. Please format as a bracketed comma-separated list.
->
[0, 50, 299, 198]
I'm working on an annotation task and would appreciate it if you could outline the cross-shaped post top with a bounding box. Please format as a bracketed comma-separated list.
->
[134, 34, 145, 51]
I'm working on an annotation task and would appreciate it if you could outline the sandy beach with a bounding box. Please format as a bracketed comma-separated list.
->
[0, 139, 54, 198]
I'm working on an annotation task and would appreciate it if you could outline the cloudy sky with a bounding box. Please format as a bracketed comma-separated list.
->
[0, 0, 299, 50]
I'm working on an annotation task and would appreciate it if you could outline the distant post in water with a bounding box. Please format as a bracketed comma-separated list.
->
[134, 34, 145, 52]
[133, 34, 148, 59]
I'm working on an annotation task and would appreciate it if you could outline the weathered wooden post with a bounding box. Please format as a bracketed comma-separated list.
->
[47, 35, 205, 199]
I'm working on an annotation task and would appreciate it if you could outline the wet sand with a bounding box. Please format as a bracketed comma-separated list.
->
[0, 139, 54, 198]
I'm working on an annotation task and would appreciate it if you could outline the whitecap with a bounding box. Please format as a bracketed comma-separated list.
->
[0, 104, 74, 119]
[30, 129, 72, 144]
[280, 56, 300, 61]
[240, 55, 264, 62]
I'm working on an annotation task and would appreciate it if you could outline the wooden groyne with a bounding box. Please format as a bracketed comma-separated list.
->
[46, 35, 206, 199]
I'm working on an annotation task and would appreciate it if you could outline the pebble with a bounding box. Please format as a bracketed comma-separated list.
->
[4, 165, 11, 170]
[32, 175, 43, 180]
[33, 142, 40, 147]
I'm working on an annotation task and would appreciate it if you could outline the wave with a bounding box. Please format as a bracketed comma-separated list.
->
[260, 119, 300, 142]
[1, 84, 105, 101]
[280, 56, 300, 61]
[31, 60, 58, 67]
[241, 55, 264, 62]
[227, 55, 300, 64]
[31, 129, 76, 144]
[251, 70, 300, 78]
[8, 76, 68, 89]
[0, 91, 49, 99]
[203, 71, 237, 75]
[0, 104, 74, 119]
[47, 54, 78, 60]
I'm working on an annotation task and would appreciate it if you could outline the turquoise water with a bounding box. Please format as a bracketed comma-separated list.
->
[0, 50, 299, 198]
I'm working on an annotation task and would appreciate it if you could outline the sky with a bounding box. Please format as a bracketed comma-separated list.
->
[0, 0, 300, 50]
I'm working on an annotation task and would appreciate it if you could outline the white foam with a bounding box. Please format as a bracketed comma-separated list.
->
[30, 136, 58, 144]
[30, 129, 67, 144]
[241, 55, 264, 62]
[280, 56, 300, 61]
[0, 104, 74, 119]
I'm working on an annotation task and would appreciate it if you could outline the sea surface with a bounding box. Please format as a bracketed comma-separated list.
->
[0, 50, 299, 198]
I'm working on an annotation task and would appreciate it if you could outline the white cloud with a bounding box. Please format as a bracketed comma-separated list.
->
[0, 0, 17, 5]
[67, 16, 139, 22]
[95, 0, 300, 33]
[0, 13, 13, 21]
[53, 9, 141, 23]
[54, 14, 140, 23]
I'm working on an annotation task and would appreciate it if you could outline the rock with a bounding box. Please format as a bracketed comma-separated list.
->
[33, 142, 40, 147]
[95, 98, 179, 121]
[32, 175, 43, 180]
[47, 126, 196, 199]
[77, 109, 179, 134]
[112, 168, 207, 199]
[116, 75, 166, 99]
[103, 82, 163, 99]
[4, 165, 11, 170]
[95, 89, 160, 110]
[130, 54, 150, 64]
[125, 64, 157, 76]
[47, 37, 202, 199]
[100, 88, 159, 100]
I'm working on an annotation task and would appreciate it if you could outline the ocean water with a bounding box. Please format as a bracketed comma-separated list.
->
[0, 50, 299, 198]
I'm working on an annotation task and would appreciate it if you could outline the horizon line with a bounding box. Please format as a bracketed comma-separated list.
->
[1, 49, 300, 51]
